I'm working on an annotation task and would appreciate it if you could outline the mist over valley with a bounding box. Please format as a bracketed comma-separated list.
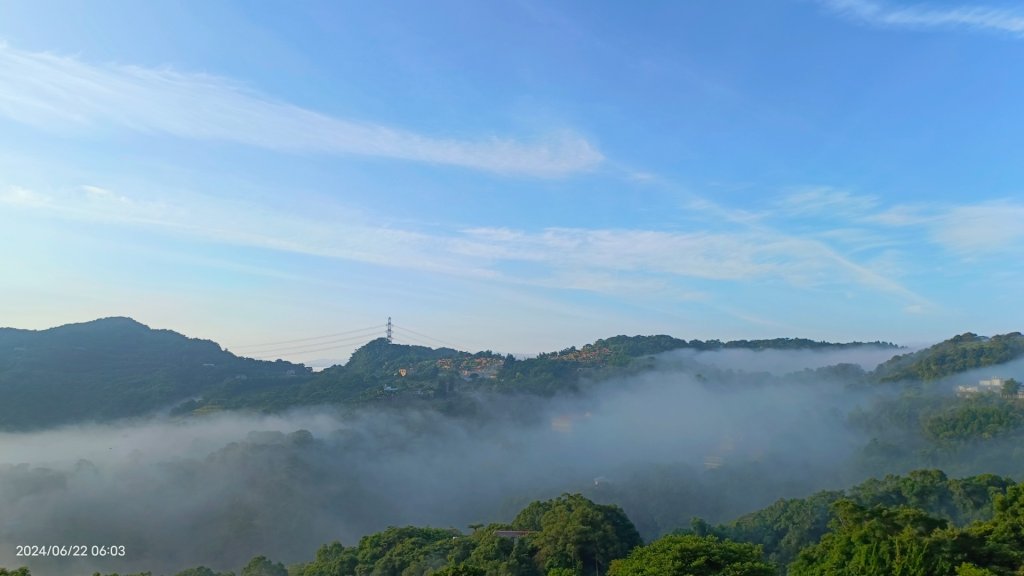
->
[2, 320, 1024, 575]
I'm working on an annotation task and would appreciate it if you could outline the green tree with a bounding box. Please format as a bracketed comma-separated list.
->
[788, 500, 961, 576]
[607, 534, 774, 576]
[960, 483, 1024, 572]
[514, 494, 641, 575]
[1002, 378, 1021, 398]
[349, 526, 465, 575]
[955, 564, 998, 576]
[432, 565, 486, 576]
[298, 541, 356, 576]
[174, 568, 235, 576]
[241, 556, 287, 576]
[463, 525, 541, 576]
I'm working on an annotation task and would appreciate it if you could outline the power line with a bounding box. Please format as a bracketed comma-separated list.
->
[390, 333, 439, 348]
[248, 335, 380, 359]
[231, 325, 385, 350]
[391, 324, 468, 351]
[230, 318, 475, 361]
[237, 332, 384, 356]
[250, 344, 357, 360]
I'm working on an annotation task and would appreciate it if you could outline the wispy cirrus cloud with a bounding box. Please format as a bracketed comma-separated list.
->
[759, 183, 1024, 259]
[1, 179, 931, 305]
[866, 204, 937, 227]
[865, 198, 1024, 255]
[774, 187, 878, 219]
[26, 173, 1021, 315]
[822, 0, 1024, 36]
[456, 226, 825, 283]
[931, 200, 1024, 255]
[0, 185, 52, 208]
[0, 44, 602, 177]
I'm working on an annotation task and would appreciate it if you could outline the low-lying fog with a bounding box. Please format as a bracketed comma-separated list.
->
[681, 346, 902, 375]
[0, 346, 915, 575]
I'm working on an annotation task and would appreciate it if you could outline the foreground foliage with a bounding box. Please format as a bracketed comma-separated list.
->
[6, 471, 1024, 576]
[713, 469, 1014, 569]
[607, 535, 774, 576]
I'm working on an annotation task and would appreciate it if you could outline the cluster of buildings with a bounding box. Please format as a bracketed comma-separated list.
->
[434, 356, 505, 380]
[956, 377, 1022, 398]
[546, 344, 612, 364]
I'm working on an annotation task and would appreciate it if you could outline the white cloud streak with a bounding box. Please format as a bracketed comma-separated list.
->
[14, 175, 1015, 311]
[0, 180, 936, 306]
[867, 198, 1024, 255]
[456, 227, 822, 282]
[0, 185, 49, 207]
[774, 187, 878, 218]
[823, 0, 1024, 36]
[932, 200, 1024, 255]
[0, 44, 602, 177]
[13, 176, 1017, 314]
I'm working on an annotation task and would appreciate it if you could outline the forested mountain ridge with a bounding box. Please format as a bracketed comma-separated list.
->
[151, 331, 903, 416]
[0, 317, 308, 430]
[0, 318, 899, 429]
[7, 318, 1024, 432]
[872, 332, 1024, 382]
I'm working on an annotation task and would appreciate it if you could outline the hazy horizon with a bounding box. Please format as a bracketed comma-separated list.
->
[0, 314, 936, 370]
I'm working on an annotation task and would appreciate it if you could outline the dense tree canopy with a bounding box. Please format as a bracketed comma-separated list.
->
[512, 493, 642, 575]
[713, 470, 1014, 570]
[873, 332, 1024, 382]
[788, 500, 961, 576]
[607, 534, 774, 576]
[172, 568, 235, 576]
[784, 482, 1024, 576]
[240, 556, 286, 576]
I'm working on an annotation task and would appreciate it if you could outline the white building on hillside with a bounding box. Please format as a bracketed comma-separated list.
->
[979, 378, 1009, 391]
[957, 377, 1018, 397]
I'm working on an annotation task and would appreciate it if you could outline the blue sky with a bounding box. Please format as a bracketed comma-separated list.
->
[2, 0, 1023, 364]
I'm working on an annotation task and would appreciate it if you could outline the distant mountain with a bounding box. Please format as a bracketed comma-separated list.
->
[9, 317, 1021, 432]
[0, 317, 308, 430]
[871, 332, 1024, 382]
[565, 334, 898, 367]
[180, 333, 901, 415]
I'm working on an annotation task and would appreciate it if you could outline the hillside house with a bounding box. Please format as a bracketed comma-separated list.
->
[979, 378, 1009, 391]
[956, 377, 1017, 397]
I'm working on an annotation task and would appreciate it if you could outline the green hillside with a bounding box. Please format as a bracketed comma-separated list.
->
[182, 334, 899, 415]
[15, 318, 1024, 433]
[0, 317, 309, 430]
[872, 332, 1024, 382]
